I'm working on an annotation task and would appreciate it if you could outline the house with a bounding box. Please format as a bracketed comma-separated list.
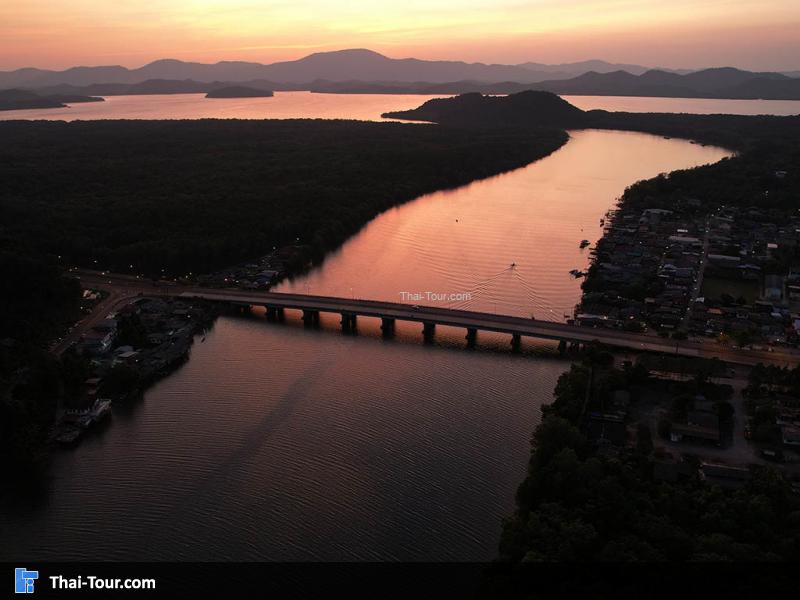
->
[700, 463, 751, 489]
[764, 274, 784, 302]
[80, 330, 115, 355]
[670, 422, 721, 446]
[782, 425, 800, 446]
[147, 333, 166, 346]
[708, 254, 741, 267]
[93, 318, 118, 333]
[586, 412, 627, 446]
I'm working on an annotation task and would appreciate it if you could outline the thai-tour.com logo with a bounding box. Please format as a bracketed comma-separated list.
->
[14, 568, 38, 594]
[14, 567, 156, 593]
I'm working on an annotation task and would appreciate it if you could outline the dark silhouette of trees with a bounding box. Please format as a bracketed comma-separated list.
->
[499, 363, 800, 563]
[0, 120, 567, 277]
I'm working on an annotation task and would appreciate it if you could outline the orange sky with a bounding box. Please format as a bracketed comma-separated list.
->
[1, 0, 799, 70]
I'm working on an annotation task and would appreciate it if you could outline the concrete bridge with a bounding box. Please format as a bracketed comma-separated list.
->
[68, 271, 798, 366]
[176, 289, 784, 365]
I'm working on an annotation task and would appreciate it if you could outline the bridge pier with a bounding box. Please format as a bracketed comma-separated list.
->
[511, 333, 521, 352]
[265, 305, 284, 321]
[422, 321, 436, 342]
[381, 317, 396, 337]
[230, 302, 251, 315]
[340, 312, 357, 332]
[558, 340, 567, 355]
[465, 327, 477, 347]
[302, 309, 320, 327]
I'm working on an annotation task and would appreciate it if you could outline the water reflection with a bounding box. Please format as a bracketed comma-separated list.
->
[0, 130, 732, 561]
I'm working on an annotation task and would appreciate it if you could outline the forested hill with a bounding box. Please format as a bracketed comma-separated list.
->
[385, 91, 589, 129]
[386, 91, 800, 150]
[0, 120, 567, 277]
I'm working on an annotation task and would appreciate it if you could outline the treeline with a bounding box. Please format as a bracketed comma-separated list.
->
[611, 138, 799, 213]
[498, 357, 800, 563]
[0, 119, 567, 277]
[589, 110, 800, 152]
[387, 90, 800, 152]
[0, 249, 83, 489]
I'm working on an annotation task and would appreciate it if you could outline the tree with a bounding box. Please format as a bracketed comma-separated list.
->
[636, 423, 654, 455]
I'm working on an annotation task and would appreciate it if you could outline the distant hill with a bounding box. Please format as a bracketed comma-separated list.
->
[205, 86, 274, 98]
[0, 49, 694, 89]
[532, 67, 800, 100]
[383, 91, 588, 128]
[517, 59, 693, 77]
[0, 88, 102, 111]
[2, 51, 797, 100]
[35, 79, 280, 96]
[307, 80, 543, 95]
[385, 91, 800, 150]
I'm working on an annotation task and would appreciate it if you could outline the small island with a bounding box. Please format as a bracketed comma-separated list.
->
[0, 88, 103, 111]
[205, 86, 274, 99]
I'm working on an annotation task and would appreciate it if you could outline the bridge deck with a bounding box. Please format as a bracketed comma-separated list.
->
[70, 270, 799, 366]
[179, 290, 701, 357]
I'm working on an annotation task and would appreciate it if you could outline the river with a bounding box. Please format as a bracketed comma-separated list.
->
[0, 126, 731, 561]
[0, 90, 798, 121]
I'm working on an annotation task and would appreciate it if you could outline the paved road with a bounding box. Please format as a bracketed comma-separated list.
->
[681, 219, 710, 331]
[51, 273, 177, 356]
[71, 270, 800, 367]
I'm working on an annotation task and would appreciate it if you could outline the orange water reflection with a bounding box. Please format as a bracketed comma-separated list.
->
[0, 91, 450, 121]
[280, 129, 732, 319]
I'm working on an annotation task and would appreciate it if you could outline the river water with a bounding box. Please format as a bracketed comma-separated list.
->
[1, 120, 731, 561]
[0, 90, 797, 121]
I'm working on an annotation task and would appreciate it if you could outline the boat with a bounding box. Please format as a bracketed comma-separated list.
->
[579, 239, 590, 248]
[56, 428, 82, 446]
[88, 399, 112, 423]
[569, 269, 586, 278]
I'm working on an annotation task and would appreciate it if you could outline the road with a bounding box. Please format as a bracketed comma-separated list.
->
[69, 270, 800, 367]
[51, 272, 179, 356]
[681, 218, 710, 331]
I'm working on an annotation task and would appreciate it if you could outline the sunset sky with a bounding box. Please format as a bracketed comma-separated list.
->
[1, 0, 799, 71]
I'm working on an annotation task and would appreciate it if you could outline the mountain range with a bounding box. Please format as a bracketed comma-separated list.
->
[2, 49, 799, 101]
[532, 68, 800, 99]
[0, 49, 698, 89]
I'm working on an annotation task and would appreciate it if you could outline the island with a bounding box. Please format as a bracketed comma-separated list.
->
[205, 86, 274, 98]
[0, 88, 103, 111]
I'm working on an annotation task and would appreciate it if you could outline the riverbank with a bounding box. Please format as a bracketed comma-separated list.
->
[495, 355, 800, 566]
[1, 125, 743, 561]
[0, 119, 568, 278]
[578, 147, 799, 345]
[52, 296, 219, 447]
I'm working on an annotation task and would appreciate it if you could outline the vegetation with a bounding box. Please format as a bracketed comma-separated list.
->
[384, 91, 589, 129]
[387, 90, 800, 151]
[0, 88, 102, 111]
[743, 363, 800, 445]
[0, 250, 83, 488]
[0, 119, 567, 277]
[499, 359, 800, 562]
[205, 86, 274, 98]
[0, 118, 567, 486]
